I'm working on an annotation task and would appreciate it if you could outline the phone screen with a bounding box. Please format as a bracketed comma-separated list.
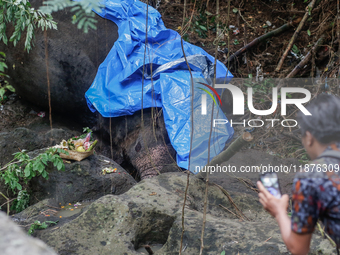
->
[260, 172, 282, 199]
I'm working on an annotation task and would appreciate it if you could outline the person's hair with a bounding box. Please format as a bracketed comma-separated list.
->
[297, 94, 340, 144]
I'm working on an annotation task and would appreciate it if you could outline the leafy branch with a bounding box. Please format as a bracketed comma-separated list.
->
[28, 220, 58, 235]
[0, 52, 15, 101]
[39, 0, 102, 33]
[0, 0, 102, 53]
[0, 147, 68, 213]
[0, 0, 57, 52]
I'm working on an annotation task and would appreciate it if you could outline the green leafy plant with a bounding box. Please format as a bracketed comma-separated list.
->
[39, 0, 102, 33]
[193, 20, 208, 38]
[0, 52, 15, 101]
[82, 127, 92, 135]
[0, 0, 102, 53]
[10, 190, 30, 212]
[0, 148, 68, 213]
[292, 44, 300, 54]
[0, 0, 57, 52]
[28, 220, 58, 235]
[233, 39, 240, 45]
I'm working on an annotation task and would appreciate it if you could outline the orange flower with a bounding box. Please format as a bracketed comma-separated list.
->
[61, 206, 64, 208]
[70, 209, 74, 211]
[68, 203, 71, 205]
[59, 216, 62, 218]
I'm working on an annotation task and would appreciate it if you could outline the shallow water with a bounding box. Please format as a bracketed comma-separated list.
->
[55, 202, 92, 218]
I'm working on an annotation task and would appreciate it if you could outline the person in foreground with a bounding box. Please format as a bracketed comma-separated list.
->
[257, 94, 340, 255]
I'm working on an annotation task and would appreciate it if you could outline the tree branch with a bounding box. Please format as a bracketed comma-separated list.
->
[275, 0, 318, 72]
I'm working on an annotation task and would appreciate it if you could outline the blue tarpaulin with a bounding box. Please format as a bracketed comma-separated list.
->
[85, 0, 234, 172]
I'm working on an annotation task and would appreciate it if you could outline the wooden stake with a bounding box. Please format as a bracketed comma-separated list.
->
[275, 0, 318, 72]
[226, 20, 300, 65]
[286, 35, 325, 79]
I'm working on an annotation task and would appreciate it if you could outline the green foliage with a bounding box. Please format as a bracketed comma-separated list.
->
[193, 18, 208, 38]
[233, 39, 240, 45]
[0, 80, 14, 100]
[292, 44, 300, 54]
[0, 147, 68, 212]
[28, 220, 58, 235]
[0, 0, 101, 53]
[39, 0, 102, 33]
[0, 52, 8, 77]
[0, 0, 57, 52]
[68, 127, 93, 141]
[82, 127, 92, 134]
[184, 13, 216, 39]
[0, 52, 15, 101]
[10, 190, 30, 212]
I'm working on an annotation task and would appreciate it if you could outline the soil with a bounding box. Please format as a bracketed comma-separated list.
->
[159, 0, 336, 78]
[0, 96, 84, 135]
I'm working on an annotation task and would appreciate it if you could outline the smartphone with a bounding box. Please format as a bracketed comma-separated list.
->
[259, 172, 282, 199]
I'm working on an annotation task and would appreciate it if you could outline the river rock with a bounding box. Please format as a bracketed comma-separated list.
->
[0, 0, 118, 123]
[29, 154, 137, 205]
[23, 172, 333, 255]
[0, 128, 79, 167]
[0, 211, 57, 255]
[0, 128, 79, 207]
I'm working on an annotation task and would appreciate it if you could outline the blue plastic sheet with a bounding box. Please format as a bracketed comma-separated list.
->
[85, 0, 234, 172]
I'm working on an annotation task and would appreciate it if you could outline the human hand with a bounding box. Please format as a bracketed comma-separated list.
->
[257, 181, 289, 219]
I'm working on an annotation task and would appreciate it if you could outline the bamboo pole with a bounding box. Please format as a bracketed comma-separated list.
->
[275, 0, 318, 72]
[285, 35, 326, 79]
[226, 20, 300, 65]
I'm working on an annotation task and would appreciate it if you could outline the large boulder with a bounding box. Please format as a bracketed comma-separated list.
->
[0, 127, 79, 207]
[0, 211, 57, 255]
[0, 0, 118, 122]
[17, 172, 333, 255]
[29, 154, 137, 205]
[0, 127, 79, 167]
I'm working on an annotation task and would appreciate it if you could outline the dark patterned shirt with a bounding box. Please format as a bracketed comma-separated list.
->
[291, 143, 340, 247]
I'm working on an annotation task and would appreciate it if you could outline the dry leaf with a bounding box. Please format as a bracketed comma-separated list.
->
[149, 192, 157, 196]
